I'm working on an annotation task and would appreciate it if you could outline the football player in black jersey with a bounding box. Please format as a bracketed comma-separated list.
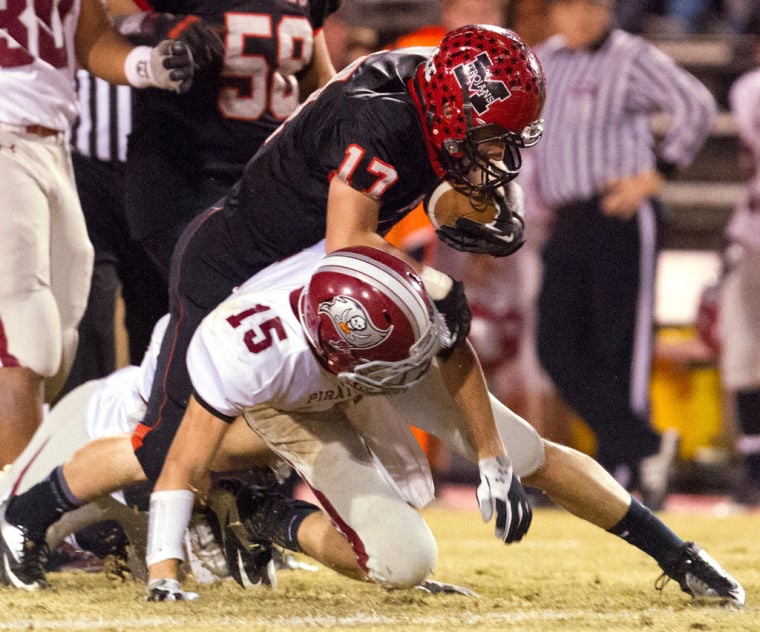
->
[117, 0, 340, 280]
[131, 24, 546, 491]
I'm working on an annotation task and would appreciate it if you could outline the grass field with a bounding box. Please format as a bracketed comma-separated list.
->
[0, 505, 756, 631]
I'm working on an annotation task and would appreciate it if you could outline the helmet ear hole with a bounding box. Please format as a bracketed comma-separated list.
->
[442, 138, 462, 156]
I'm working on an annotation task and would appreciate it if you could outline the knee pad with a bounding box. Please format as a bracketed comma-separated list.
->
[354, 495, 437, 588]
[0, 289, 62, 377]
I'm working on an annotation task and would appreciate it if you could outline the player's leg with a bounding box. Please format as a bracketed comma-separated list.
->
[237, 406, 438, 588]
[524, 439, 744, 605]
[43, 142, 94, 403]
[0, 133, 86, 466]
[721, 249, 760, 505]
[0, 380, 99, 502]
[393, 367, 744, 605]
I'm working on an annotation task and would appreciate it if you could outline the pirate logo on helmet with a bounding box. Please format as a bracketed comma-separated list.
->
[319, 295, 393, 350]
[453, 52, 510, 116]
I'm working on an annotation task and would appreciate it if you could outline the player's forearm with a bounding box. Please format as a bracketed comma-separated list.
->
[438, 341, 507, 460]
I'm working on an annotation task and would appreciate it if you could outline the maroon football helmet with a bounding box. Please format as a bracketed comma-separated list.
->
[412, 24, 546, 196]
[298, 247, 442, 393]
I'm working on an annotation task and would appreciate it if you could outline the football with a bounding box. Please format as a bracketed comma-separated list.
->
[424, 180, 499, 229]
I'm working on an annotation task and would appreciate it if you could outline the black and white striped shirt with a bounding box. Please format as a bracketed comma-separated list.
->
[70, 69, 132, 163]
[530, 29, 717, 208]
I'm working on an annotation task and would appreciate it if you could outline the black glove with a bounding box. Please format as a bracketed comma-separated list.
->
[436, 186, 526, 257]
[433, 279, 471, 361]
[476, 456, 533, 543]
[124, 40, 195, 94]
[119, 12, 224, 72]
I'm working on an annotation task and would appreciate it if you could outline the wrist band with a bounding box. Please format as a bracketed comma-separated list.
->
[124, 45, 154, 88]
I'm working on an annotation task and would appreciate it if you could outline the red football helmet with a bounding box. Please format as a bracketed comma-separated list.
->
[412, 24, 546, 196]
[298, 247, 442, 393]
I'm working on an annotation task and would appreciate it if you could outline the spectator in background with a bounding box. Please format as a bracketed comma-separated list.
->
[527, 0, 717, 510]
[0, 0, 193, 467]
[720, 36, 760, 507]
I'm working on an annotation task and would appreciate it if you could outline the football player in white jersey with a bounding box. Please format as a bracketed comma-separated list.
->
[0, 245, 745, 606]
[144, 246, 743, 604]
[0, 0, 195, 469]
[719, 38, 760, 506]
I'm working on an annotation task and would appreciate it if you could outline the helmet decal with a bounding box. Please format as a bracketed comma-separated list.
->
[319, 295, 393, 350]
[453, 52, 510, 117]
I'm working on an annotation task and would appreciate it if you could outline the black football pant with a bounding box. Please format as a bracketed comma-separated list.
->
[536, 196, 662, 474]
[57, 153, 167, 400]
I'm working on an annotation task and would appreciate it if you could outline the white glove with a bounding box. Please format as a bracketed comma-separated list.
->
[124, 40, 194, 93]
[146, 578, 199, 602]
[476, 455, 532, 543]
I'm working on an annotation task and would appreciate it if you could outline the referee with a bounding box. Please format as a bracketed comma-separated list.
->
[528, 0, 717, 509]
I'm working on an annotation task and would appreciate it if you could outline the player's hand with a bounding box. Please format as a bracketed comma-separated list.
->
[124, 40, 195, 93]
[431, 279, 471, 360]
[119, 12, 224, 72]
[476, 455, 532, 543]
[436, 184, 525, 257]
[149, 40, 194, 93]
[602, 171, 662, 219]
[174, 16, 225, 71]
[146, 578, 200, 602]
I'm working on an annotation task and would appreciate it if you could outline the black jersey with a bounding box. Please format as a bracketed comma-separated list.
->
[126, 0, 337, 243]
[141, 0, 335, 171]
[221, 48, 441, 265]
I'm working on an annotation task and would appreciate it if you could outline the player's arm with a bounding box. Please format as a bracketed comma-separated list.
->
[297, 30, 337, 99]
[325, 176, 407, 256]
[438, 341, 506, 460]
[146, 395, 229, 598]
[75, 0, 193, 92]
[439, 342, 533, 544]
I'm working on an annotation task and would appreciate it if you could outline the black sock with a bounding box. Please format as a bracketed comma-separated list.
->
[736, 390, 760, 481]
[736, 389, 760, 436]
[606, 497, 684, 568]
[6, 466, 84, 536]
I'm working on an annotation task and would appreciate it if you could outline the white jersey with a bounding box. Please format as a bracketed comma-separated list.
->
[187, 242, 359, 418]
[0, 0, 82, 130]
[84, 314, 169, 439]
[727, 67, 760, 253]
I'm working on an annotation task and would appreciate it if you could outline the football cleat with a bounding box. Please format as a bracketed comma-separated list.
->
[656, 542, 745, 607]
[205, 480, 276, 589]
[415, 579, 479, 597]
[0, 502, 49, 591]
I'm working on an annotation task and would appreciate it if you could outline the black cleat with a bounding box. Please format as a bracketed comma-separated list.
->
[0, 502, 49, 591]
[205, 480, 276, 589]
[657, 541, 745, 607]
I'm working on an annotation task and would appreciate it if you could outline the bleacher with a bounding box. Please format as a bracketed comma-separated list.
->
[650, 34, 756, 251]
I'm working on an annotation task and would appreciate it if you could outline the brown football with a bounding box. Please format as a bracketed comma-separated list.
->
[424, 181, 499, 229]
